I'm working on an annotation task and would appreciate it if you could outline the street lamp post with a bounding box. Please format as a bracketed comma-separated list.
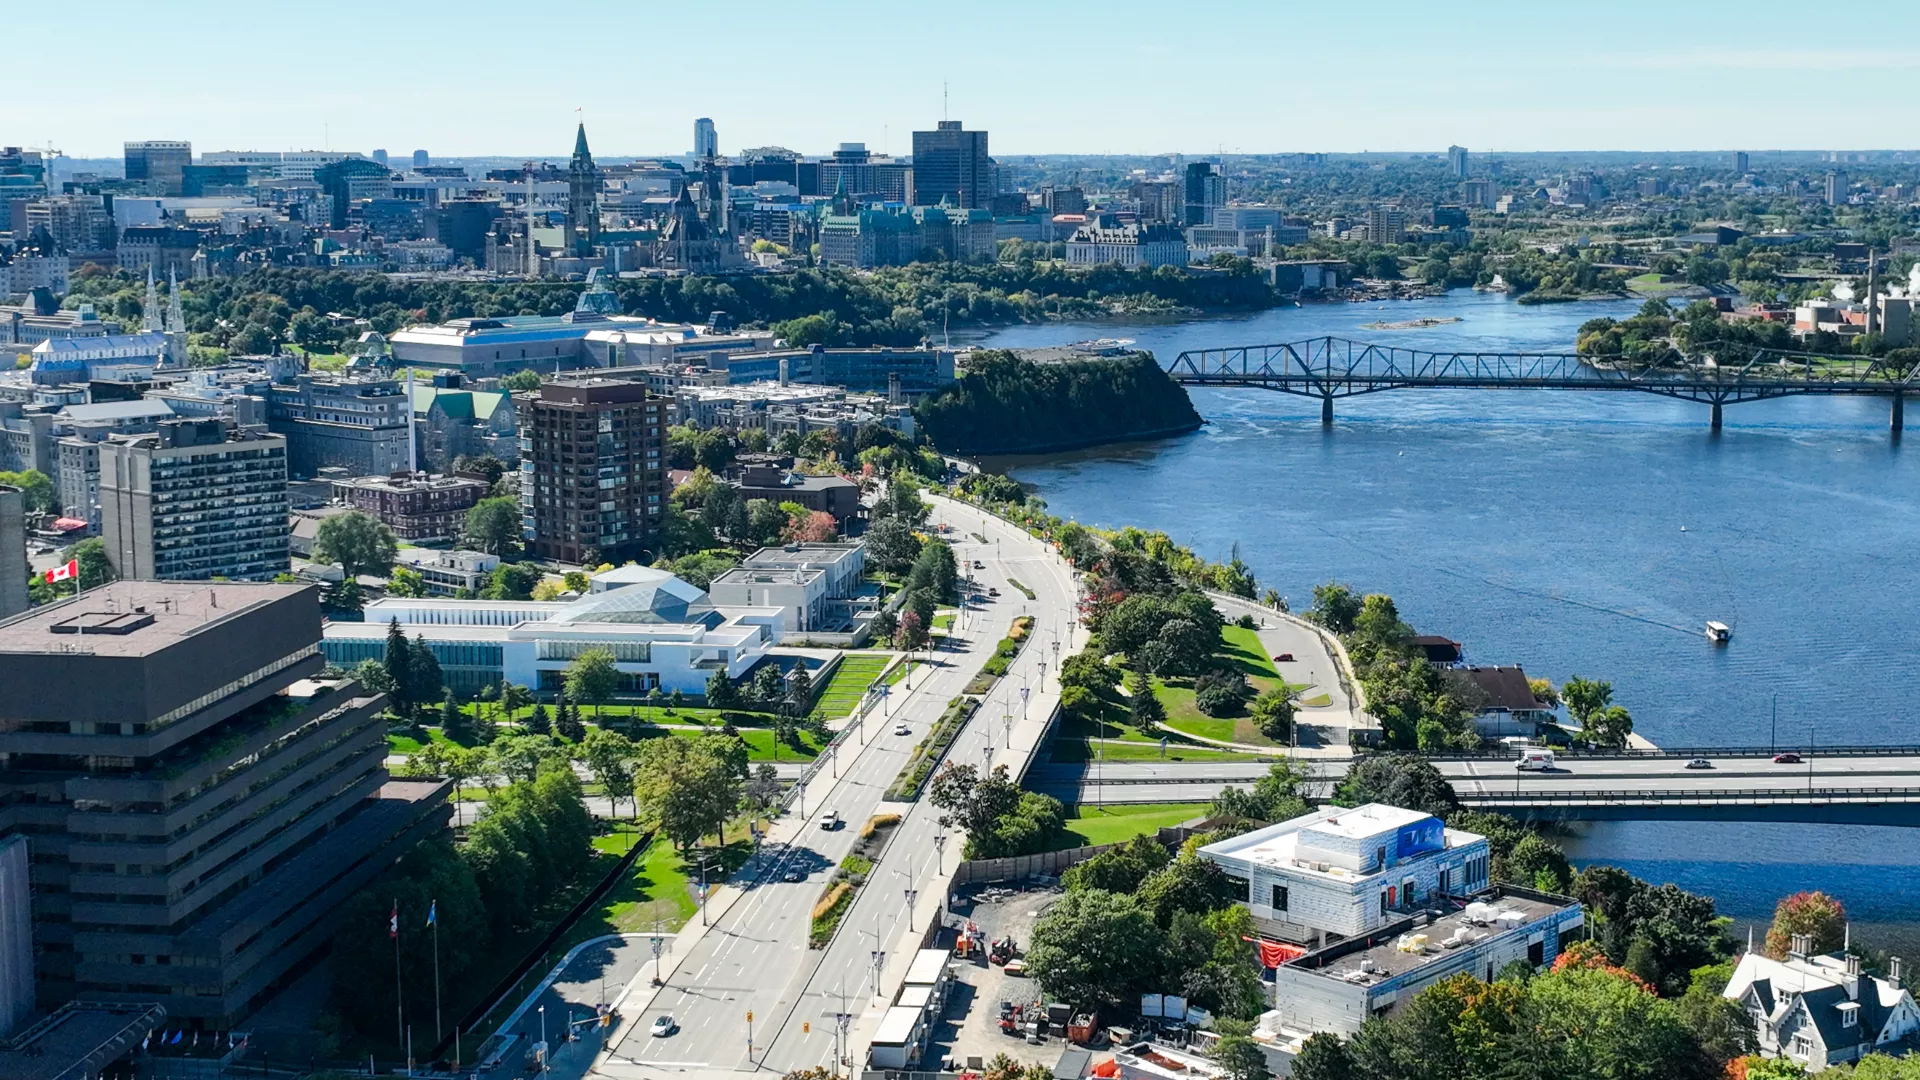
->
[904, 887, 919, 932]
[934, 831, 947, 875]
[538, 1006, 548, 1075]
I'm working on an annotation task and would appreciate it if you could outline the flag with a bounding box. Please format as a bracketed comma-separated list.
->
[44, 559, 77, 584]
[389, 901, 398, 939]
[426, 900, 437, 927]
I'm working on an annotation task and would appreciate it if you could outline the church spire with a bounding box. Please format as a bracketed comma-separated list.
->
[166, 268, 185, 336]
[143, 267, 161, 333]
[572, 123, 592, 164]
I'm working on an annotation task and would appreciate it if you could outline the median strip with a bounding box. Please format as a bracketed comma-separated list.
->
[884, 697, 977, 801]
[808, 814, 900, 948]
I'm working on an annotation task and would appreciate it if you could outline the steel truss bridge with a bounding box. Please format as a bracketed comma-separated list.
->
[1168, 337, 1920, 433]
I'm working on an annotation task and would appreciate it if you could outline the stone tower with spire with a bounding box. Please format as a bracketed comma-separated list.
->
[163, 268, 187, 367]
[143, 268, 162, 333]
[567, 123, 601, 257]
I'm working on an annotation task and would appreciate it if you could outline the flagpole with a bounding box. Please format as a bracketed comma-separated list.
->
[393, 898, 404, 1053]
[432, 902, 443, 1045]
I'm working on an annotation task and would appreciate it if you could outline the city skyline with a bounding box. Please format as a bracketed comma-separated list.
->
[17, 0, 1920, 159]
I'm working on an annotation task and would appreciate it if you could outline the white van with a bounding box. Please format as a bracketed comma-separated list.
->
[1514, 748, 1556, 772]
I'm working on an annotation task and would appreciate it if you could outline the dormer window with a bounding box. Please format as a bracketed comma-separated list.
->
[1840, 1001, 1861, 1028]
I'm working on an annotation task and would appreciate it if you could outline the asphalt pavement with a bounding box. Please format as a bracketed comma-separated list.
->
[591, 493, 1081, 1080]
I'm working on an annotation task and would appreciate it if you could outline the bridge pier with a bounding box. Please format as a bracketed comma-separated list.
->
[1894, 393, 1905, 440]
[1709, 402, 1723, 433]
[1320, 397, 1334, 426]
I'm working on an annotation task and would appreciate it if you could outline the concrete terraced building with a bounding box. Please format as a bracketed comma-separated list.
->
[0, 581, 451, 1026]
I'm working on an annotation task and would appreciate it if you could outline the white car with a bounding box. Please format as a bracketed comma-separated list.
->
[650, 1015, 676, 1037]
[818, 811, 842, 830]
[893, 723, 911, 736]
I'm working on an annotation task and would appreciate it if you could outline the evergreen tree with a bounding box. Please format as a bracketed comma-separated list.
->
[441, 695, 470, 741]
[523, 701, 551, 736]
[556, 697, 586, 741]
[383, 618, 414, 713]
[409, 637, 444, 708]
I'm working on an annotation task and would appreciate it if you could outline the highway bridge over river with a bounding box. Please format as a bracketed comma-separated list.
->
[1167, 337, 1920, 435]
[1027, 747, 1920, 825]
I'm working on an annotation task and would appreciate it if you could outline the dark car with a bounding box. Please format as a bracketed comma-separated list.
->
[1274, 653, 1295, 663]
[1773, 753, 1803, 764]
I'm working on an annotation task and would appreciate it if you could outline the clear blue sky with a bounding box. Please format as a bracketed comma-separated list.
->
[18, 0, 1920, 159]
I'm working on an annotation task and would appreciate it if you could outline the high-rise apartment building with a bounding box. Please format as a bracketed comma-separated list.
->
[413, 149, 430, 169]
[1183, 162, 1224, 226]
[520, 380, 664, 565]
[123, 141, 192, 196]
[0, 580, 451, 1024]
[1448, 145, 1469, 179]
[1367, 205, 1408, 245]
[1733, 151, 1750, 174]
[1827, 170, 1849, 206]
[100, 419, 290, 582]
[910, 121, 991, 209]
[693, 117, 718, 159]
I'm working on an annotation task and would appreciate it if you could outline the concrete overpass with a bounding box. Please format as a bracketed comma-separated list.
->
[1026, 750, 1920, 825]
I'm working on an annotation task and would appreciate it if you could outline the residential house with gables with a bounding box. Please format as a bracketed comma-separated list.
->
[1723, 934, 1920, 1072]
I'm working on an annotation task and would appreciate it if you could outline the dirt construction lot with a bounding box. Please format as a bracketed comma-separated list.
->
[929, 885, 1067, 1072]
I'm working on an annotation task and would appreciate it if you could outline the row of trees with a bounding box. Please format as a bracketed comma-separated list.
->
[330, 765, 593, 1039]
[1027, 830, 1268, 1024]
[1309, 582, 1634, 752]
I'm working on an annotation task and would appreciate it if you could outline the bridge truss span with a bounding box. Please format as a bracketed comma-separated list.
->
[1168, 336, 1920, 433]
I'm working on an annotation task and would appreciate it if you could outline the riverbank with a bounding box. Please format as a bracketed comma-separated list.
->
[971, 286, 1920, 948]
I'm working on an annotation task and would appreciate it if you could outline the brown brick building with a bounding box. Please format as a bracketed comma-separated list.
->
[331, 471, 488, 541]
[520, 379, 664, 564]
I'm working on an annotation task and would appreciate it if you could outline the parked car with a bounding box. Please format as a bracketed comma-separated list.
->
[1773, 753, 1803, 764]
[650, 1016, 677, 1037]
[1273, 653, 1295, 663]
[1684, 758, 1713, 770]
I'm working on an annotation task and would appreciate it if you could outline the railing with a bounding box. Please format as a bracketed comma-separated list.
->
[1458, 786, 1920, 806]
[1428, 744, 1920, 760]
[1168, 337, 1920, 403]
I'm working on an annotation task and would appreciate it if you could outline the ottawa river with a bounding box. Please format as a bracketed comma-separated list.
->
[971, 289, 1920, 952]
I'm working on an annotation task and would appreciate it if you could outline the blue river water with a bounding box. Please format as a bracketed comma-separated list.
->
[972, 290, 1920, 949]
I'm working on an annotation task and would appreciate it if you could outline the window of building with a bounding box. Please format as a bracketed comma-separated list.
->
[1270, 884, 1288, 912]
[1841, 1005, 1859, 1028]
[1792, 1034, 1813, 1058]
[1527, 941, 1544, 966]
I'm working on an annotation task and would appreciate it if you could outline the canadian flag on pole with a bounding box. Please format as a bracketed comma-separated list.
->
[44, 559, 77, 584]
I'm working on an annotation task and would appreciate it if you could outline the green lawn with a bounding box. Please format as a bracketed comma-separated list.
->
[729, 727, 824, 761]
[570, 826, 756, 943]
[1051, 738, 1262, 763]
[1056, 803, 1210, 848]
[385, 726, 472, 755]
[934, 613, 955, 630]
[1153, 626, 1304, 747]
[810, 653, 894, 719]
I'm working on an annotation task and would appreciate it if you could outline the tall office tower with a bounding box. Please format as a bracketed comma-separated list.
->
[1733, 151, 1749, 174]
[910, 120, 990, 209]
[0, 580, 451, 1023]
[412, 149, 430, 169]
[1448, 144, 1469, 179]
[0, 485, 24, 619]
[122, 140, 192, 196]
[100, 419, 290, 582]
[693, 117, 718, 159]
[1827, 170, 1848, 206]
[521, 379, 663, 565]
[567, 124, 601, 257]
[1183, 162, 1224, 226]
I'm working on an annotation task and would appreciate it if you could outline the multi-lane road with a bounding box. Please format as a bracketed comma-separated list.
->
[591, 492, 1080, 1080]
[1030, 753, 1920, 804]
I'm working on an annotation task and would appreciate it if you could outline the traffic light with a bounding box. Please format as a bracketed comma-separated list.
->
[746, 1011, 754, 1023]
